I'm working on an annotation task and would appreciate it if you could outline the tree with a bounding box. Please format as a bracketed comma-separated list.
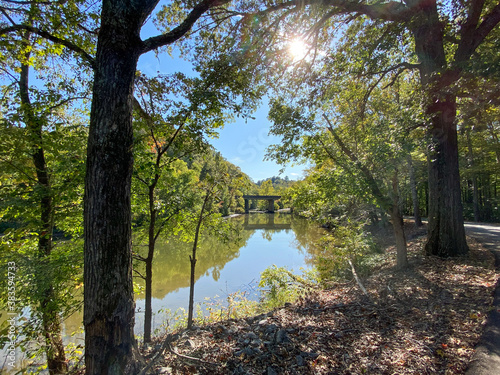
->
[0, 2, 92, 371]
[267, 75, 414, 269]
[194, 0, 500, 258]
[131, 69, 235, 343]
[1, 0, 231, 372]
[0, 71, 87, 373]
[185, 152, 243, 329]
[82, 1, 231, 372]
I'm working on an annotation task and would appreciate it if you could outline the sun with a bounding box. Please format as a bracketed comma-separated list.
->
[288, 38, 309, 60]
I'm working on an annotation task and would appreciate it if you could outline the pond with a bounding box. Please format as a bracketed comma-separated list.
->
[5, 212, 326, 372]
[64, 212, 325, 337]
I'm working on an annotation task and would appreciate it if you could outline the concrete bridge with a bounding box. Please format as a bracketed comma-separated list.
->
[242, 195, 281, 213]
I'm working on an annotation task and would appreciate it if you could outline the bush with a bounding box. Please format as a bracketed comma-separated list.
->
[315, 221, 381, 281]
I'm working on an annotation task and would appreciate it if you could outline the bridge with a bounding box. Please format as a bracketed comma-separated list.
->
[242, 195, 281, 213]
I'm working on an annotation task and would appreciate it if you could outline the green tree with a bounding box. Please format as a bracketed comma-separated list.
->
[1, 1, 233, 372]
[131, 69, 238, 343]
[193, 0, 500, 258]
[0, 86, 87, 373]
[0, 3, 92, 370]
[267, 70, 422, 269]
[184, 152, 244, 329]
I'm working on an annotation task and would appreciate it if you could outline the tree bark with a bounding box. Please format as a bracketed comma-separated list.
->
[83, 0, 224, 371]
[424, 94, 468, 256]
[83, 2, 149, 373]
[20, 59, 68, 374]
[390, 171, 408, 270]
[407, 0, 468, 256]
[407, 154, 423, 227]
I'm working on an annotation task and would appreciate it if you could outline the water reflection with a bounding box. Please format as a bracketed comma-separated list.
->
[73, 213, 324, 338]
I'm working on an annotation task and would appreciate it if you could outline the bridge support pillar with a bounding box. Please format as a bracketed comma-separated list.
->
[267, 199, 275, 213]
[244, 199, 249, 213]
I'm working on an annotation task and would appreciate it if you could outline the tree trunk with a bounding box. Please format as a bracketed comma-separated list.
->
[188, 192, 210, 329]
[83, 2, 148, 373]
[466, 127, 480, 222]
[407, 154, 423, 227]
[20, 60, 68, 374]
[424, 95, 468, 256]
[144, 183, 157, 344]
[409, 0, 468, 257]
[82, 0, 223, 370]
[390, 170, 408, 270]
[144, 256, 153, 343]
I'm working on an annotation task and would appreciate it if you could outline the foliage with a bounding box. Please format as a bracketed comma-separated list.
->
[314, 221, 381, 281]
[258, 265, 318, 310]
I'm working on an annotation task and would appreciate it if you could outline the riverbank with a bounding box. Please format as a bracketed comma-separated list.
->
[142, 228, 499, 374]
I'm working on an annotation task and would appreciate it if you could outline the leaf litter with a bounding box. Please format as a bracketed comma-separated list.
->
[145, 235, 498, 374]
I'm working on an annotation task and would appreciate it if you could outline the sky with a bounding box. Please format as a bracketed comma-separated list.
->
[138, 16, 308, 183]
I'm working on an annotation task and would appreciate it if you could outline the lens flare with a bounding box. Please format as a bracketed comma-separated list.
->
[288, 38, 308, 60]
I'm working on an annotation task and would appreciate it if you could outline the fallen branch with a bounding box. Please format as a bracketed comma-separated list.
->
[348, 259, 371, 301]
[167, 343, 218, 368]
[137, 333, 177, 375]
[282, 268, 319, 289]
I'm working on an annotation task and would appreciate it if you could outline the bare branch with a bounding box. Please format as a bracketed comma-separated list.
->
[133, 268, 146, 280]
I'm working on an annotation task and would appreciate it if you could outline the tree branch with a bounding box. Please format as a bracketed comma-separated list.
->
[0, 24, 96, 69]
[141, 0, 231, 53]
[454, 2, 500, 63]
[133, 268, 146, 280]
[249, 0, 411, 22]
[323, 114, 393, 211]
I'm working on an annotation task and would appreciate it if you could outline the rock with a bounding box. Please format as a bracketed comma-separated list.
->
[158, 367, 172, 374]
[267, 366, 278, 375]
[232, 364, 247, 375]
[296, 354, 305, 366]
[235, 347, 254, 357]
[264, 324, 278, 335]
[275, 329, 291, 344]
[184, 339, 196, 348]
[250, 339, 262, 347]
[301, 351, 319, 359]
[245, 332, 258, 340]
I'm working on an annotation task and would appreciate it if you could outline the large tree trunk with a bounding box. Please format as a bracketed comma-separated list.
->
[409, 0, 468, 257]
[83, 2, 150, 373]
[83, 0, 222, 371]
[20, 60, 68, 374]
[424, 95, 468, 256]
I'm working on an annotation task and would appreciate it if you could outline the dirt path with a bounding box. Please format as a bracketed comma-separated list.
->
[465, 222, 500, 375]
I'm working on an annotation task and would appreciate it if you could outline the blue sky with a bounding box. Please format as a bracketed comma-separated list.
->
[138, 18, 307, 183]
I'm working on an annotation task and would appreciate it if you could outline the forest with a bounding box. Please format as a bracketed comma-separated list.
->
[0, 0, 499, 374]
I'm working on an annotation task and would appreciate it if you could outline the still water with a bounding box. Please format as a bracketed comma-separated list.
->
[3, 213, 324, 372]
[64, 212, 325, 337]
